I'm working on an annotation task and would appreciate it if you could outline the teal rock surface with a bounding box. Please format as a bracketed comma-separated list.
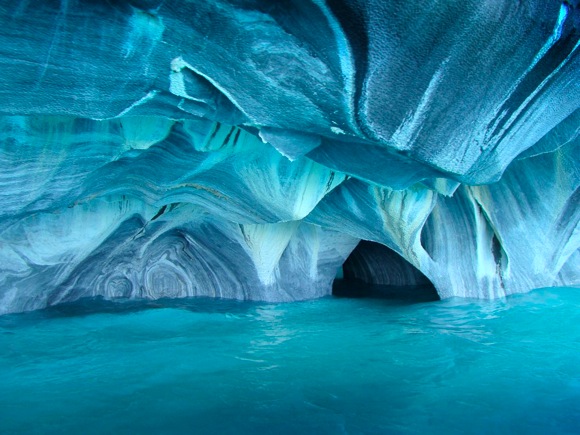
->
[0, 0, 578, 313]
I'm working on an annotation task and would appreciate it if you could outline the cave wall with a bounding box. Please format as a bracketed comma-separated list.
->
[0, 0, 578, 313]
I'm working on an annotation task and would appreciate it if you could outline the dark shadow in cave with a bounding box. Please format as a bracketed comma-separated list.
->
[333, 240, 439, 302]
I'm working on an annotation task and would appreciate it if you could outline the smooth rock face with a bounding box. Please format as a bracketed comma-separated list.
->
[0, 0, 578, 313]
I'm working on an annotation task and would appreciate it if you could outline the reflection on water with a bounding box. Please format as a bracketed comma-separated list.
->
[0, 287, 579, 434]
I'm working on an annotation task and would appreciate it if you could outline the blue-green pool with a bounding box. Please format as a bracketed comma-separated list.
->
[1, 287, 579, 434]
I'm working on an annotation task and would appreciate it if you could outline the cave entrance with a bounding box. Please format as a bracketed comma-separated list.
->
[333, 240, 439, 302]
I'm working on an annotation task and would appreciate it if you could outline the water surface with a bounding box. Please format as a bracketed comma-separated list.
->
[1, 287, 579, 434]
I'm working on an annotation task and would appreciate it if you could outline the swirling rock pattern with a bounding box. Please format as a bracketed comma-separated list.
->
[0, 0, 578, 313]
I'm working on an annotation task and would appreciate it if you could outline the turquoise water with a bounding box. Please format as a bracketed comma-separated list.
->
[1, 287, 579, 434]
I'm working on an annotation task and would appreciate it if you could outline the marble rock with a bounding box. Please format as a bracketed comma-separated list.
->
[0, 0, 578, 313]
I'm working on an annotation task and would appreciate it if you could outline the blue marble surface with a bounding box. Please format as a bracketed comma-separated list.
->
[0, 1, 578, 312]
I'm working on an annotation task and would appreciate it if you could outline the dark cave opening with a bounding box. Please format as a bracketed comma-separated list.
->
[333, 240, 440, 302]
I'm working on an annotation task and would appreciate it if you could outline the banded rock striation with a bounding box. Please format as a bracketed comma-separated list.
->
[0, 0, 578, 313]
